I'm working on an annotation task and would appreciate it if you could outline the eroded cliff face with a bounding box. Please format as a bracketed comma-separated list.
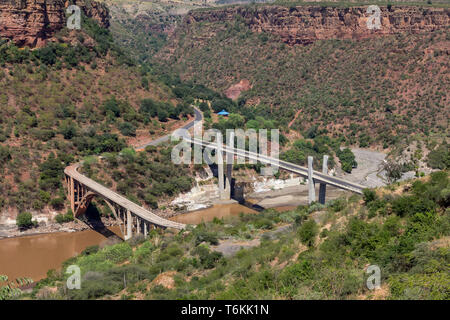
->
[0, 0, 109, 47]
[184, 5, 450, 45]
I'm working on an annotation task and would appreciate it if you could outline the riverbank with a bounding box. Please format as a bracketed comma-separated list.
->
[0, 217, 121, 239]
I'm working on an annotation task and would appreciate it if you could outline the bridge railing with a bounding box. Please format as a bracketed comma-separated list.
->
[186, 137, 364, 194]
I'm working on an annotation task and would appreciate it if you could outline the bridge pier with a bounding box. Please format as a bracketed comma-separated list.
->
[70, 176, 75, 214]
[125, 210, 132, 241]
[319, 155, 328, 205]
[217, 132, 232, 201]
[137, 217, 141, 235]
[217, 151, 226, 200]
[224, 131, 234, 200]
[308, 156, 316, 204]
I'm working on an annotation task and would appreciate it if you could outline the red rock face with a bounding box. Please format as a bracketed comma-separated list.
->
[0, 0, 109, 47]
[225, 79, 252, 100]
[185, 5, 450, 45]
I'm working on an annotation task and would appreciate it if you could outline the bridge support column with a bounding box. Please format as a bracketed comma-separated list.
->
[217, 132, 227, 200]
[308, 156, 316, 204]
[70, 177, 75, 214]
[224, 131, 234, 200]
[319, 155, 328, 205]
[125, 210, 132, 241]
[144, 222, 148, 238]
[137, 217, 141, 235]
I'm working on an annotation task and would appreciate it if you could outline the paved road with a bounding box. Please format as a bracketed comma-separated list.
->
[137, 108, 203, 149]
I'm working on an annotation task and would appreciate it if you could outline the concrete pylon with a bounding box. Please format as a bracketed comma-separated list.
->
[125, 210, 132, 240]
[308, 156, 315, 204]
[136, 217, 141, 235]
[144, 222, 148, 238]
[224, 131, 234, 199]
[319, 155, 328, 204]
[216, 132, 226, 199]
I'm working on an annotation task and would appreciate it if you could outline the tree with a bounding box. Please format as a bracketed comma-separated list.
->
[118, 122, 136, 137]
[363, 188, 377, 204]
[16, 212, 33, 229]
[0, 145, 11, 163]
[157, 109, 168, 122]
[381, 160, 403, 183]
[337, 148, 357, 173]
[39, 153, 64, 190]
[298, 220, 318, 247]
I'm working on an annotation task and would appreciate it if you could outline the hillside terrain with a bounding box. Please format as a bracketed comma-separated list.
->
[157, 3, 449, 153]
[0, 3, 195, 221]
[101, 0, 210, 62]
[0, 0, 448, 302]
[0, 0, 109, 47]
[28, 171, 450, 300]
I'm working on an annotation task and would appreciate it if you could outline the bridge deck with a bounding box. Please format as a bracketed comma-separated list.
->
[65, 164, 186, 230]
[187, 137, 365, 194]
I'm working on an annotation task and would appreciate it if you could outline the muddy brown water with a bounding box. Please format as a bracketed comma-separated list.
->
[0, 203, 296, 282]
[0, 226, 122, 282]
[170, 203, 257, 224]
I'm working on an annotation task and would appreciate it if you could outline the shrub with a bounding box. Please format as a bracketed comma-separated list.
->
[298, 220, 318, 247]
[363, 189, 377, 204]
[253, 218, 273, 230]
[81, 245, 100, 256]
[100, 243, 133, 264]
[55, 209, 74, 224]
[192, 245, 223, 269]
[118, 122, 136, 137]
[391, 196, 436, 217]
[16, 212, 33, 229]
[194, 229, 219, 246]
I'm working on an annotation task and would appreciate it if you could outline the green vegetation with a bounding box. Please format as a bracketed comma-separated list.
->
[80, 145, 194, 210]
[159, 13, 449, 152]
[337, 148, 357, 173]
[0, 275, 33, 300]
[280, 134, 357, 171]
[28, 172, 449, 300]
[0, 16, 195, 216]
[427, 142, 450, 170]
[15, 212, 35, 230]
[55, 209, 75, 224]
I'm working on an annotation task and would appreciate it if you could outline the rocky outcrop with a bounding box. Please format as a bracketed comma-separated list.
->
[184, 5, 450, 45]
[225, 79, 251, 100]
[0, 0, 110, 47]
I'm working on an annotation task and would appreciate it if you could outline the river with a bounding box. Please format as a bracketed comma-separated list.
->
[0, 226, 122, 282]
[0, 203, 290, 282]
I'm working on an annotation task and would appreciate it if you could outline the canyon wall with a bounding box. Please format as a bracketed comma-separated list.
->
[184, 5, 450, 45]
[0, 0, 109, 47]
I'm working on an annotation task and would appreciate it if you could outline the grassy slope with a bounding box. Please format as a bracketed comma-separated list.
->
[30, 171, 449, 300]
[158, 7, 449, 150]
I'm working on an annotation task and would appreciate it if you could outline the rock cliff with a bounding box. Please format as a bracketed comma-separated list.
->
[0, 0, 109, 47]
[184, 5, 450, 45]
